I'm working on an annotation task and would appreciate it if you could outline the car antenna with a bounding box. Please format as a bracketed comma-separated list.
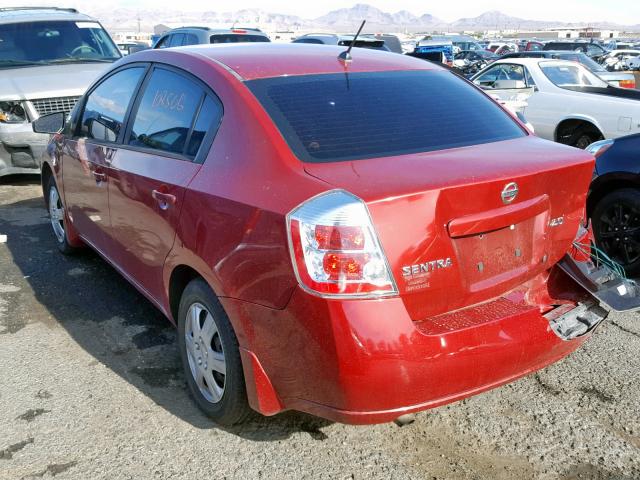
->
[339, 20, 366, 63]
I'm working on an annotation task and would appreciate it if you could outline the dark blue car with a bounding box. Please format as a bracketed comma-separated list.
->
[588, 134, 640, 275]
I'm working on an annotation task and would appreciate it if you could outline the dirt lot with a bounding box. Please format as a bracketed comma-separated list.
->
[1, 176, 639, 480]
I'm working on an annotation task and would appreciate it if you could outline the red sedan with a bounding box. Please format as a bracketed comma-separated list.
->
[35, 44, 615, 425]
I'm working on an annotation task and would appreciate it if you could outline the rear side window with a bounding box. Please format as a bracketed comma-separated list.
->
[80, 67, 144, 142]
[247, 70, 525, 163]
[128, 68, 221, 158]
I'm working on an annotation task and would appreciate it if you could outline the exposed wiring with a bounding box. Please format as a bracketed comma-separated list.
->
[572, 241, 627, 280]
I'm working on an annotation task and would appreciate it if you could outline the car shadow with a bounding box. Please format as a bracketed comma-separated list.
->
[0, 192, 333, 441]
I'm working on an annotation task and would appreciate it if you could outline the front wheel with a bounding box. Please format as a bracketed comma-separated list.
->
[592, 188, 640, 276]
[47, 178, 78, 255]
[178, 278, 251, 425]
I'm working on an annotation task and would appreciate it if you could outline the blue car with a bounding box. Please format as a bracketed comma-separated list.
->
[588, 134, 640, 275]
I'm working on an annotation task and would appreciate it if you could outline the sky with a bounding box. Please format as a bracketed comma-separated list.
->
[3, 0, 640, 25]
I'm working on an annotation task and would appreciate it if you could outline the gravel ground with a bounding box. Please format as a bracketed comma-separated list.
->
[1, 176, 639, 480]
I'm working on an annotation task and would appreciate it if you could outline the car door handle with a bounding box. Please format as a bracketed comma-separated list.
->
[152, 189, 176, 210]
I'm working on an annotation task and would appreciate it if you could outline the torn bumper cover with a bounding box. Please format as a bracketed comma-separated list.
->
[544, 254, 640, 341]
[559, 254, 640, 313]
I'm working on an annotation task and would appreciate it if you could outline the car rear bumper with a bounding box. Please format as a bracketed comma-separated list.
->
[224, 265, 605, 424]
[0, 123, 47, 176]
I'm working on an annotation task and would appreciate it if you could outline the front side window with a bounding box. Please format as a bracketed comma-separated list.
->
[474, 64, 526, 89]
[80, 67, 144, 142]
[183, 33, 198, 46]
[0, 20, 120, 67]
[168, 33, 185, 48]
[128, 68, 220, 158]
[248, 70, 525, 163]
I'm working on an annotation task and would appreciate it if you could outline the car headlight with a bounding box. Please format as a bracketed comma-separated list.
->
[0, 101, 28, 124]
[585, 139, 614, 158]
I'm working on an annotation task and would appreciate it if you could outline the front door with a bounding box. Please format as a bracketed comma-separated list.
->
[62, 66, 146, 254]
[107, 66, 222, 301]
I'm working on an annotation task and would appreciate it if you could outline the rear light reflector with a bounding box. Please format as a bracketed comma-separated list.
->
[619, 79, 636, 89]
[287, 190, 397, 298]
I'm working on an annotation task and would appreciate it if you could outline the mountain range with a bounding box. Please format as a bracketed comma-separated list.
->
[85, 4, 640, 33]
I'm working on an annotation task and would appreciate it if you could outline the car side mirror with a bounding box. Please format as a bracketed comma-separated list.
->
[33, 112, 65, 134]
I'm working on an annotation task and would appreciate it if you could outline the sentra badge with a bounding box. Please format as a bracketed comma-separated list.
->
[402, 258, 453, 277]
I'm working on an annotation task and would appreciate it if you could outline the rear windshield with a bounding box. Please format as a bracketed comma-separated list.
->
[247, 70, 525, 163]
[210, 34, 269, 44]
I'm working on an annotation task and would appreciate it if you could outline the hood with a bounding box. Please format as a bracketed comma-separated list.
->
[0, 63, 110, 101]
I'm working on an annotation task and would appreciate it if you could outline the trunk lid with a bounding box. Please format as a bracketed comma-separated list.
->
[304, 136, 594, 320]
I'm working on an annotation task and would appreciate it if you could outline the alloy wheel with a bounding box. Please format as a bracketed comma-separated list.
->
[49, 186, 65, 244]
[596, 200, 640, 266]
[184, 302, 226, 403]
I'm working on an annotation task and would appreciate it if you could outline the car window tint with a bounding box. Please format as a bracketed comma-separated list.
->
[248, 70, 525, 163]
[183, 33, 198, 46]
[128, 68, 203, 156]
[209, 34, 269, 43]
[186, 95, 222, 158]
[80, 67, 144, 142]
[169, 33, 184, 47]
[155, 36, 169, 48]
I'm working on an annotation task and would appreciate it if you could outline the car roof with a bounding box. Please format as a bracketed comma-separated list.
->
[138, 43, 440, 81]
[0, 7, 95, 24]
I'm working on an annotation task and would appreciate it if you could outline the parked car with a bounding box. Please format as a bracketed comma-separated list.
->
[427, 34, 484, 54]
[587, 134, 640, 275]
[524, 40, 544, 51]
[602, 49, 640, 71]
[472, 58, 640, 148]
[543, 41, 608, 60]
[154, 27, 270, 48]
[453, 50, 499, 77]
[292, 33, 389, 51]
[362, 34, 402, 53]
[454, 49, 499, 66]
[36, 44, 630, 426]
[0, 6, 120, 177]
[117, 41, 148, 56]
[500, 51, 636, 88]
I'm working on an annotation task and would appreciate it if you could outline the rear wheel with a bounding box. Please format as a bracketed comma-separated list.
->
[592, 188, 640, 276]
[47, 177, 77, 255]
[177, 278, 251, 425]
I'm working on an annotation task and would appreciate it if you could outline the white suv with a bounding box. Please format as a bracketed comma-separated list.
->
[0, 7, 120, 176]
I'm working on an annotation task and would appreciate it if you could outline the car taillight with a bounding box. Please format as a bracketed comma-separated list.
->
[287, 190, 398, 298]
[619, 79, 636, 89]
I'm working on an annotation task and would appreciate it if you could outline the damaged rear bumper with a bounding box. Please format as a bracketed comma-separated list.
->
[559, 254, 640, 313]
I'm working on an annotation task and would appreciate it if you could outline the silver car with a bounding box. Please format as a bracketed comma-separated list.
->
[0, 7, 120, 176]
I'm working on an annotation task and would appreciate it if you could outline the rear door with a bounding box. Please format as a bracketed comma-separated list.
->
[106, 65, 223, 301]
[62, 66, 146, 254]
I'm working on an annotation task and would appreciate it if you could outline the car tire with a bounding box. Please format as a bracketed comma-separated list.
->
[46, 177, 78, 255]
[178, 278, 251, 426]
[592, 188, 640, 276]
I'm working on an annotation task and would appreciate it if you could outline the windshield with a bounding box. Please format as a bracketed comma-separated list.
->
[247, 70, 525, 163]
[0, 20, 121, 67]
[540, 61, 609, 88]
